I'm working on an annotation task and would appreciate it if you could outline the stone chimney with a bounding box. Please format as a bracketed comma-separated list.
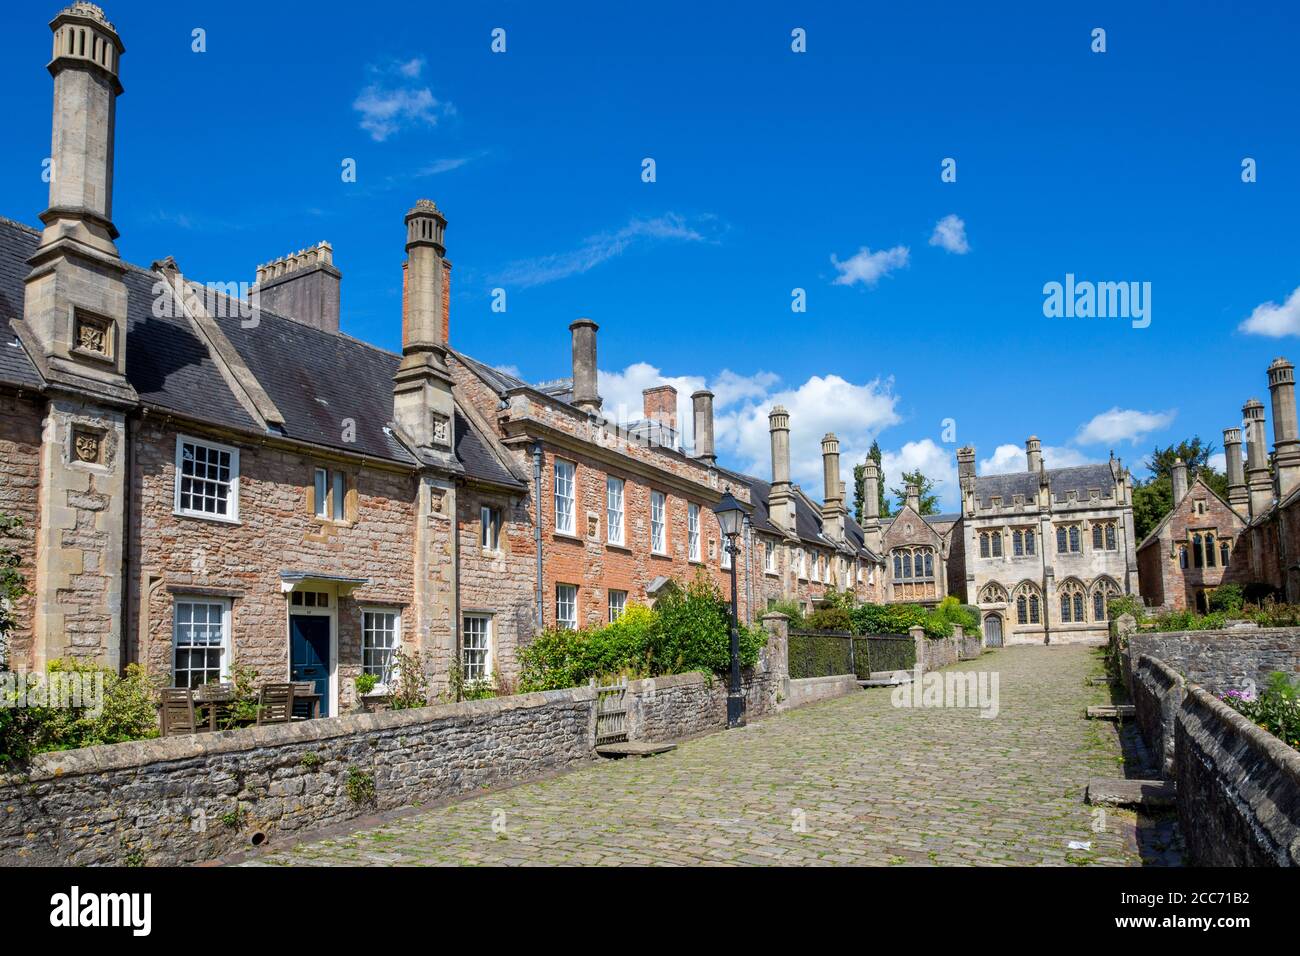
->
[1268, 357, 1300, 499]
[1026, 435, 1043, 473]
[392, 199, 455, 456]
[956, 445, 976, 507]
[21, 2, 134, 671]
[820, 433, 846, 543]
[569, 319, 601, 413]
[1171, 457, 1188, 504]
[1243, 398, 1273, 519]
[861, 458, 882, 553]
[1223, 426, 1248, 512]
[253, 242, 341, 332]
[905, 482, 920, 513]
[643, 385, 677, 431]
[767, 405, 795, 533]
[691, 389, 715, 465]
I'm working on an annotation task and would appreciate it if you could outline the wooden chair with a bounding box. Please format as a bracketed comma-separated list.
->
[194, 681, 234, 730]
[290, 681, 319, 720]
[257, 683, 295, 725]
[160, 687, 198, 737]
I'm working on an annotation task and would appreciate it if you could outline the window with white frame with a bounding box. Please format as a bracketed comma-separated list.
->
[480, 505, 501, 550]
[556, 584, 577, 629]
[554, 459, 576, 534]
[313, 467, 347, 522]
[608, 589, 627, 622]
[650, 491, 667, 554]
[811, 552, 821, 582]
[362, 609, 399, 684]
[688, 503, 700, 561]
[764, 540, 776, 573]
[721, 533, 732, 569]
[606, 477, 624, 545]
[176, 436, 239, 520]
[462, 614, 493, 682]
[172, 597, 230, 688]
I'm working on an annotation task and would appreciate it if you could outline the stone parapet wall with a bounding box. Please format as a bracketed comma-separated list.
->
[1125, 627, 1300, 696]
[1131, 655, 1185, 777]
[625, 670, 775, 742]
[1175, 684, 1300, 866]
[786, 674, 858, 708]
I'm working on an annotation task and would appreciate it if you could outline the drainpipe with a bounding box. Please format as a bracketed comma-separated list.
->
[533, 442, 544, 628]
[119, 411, 137, 671]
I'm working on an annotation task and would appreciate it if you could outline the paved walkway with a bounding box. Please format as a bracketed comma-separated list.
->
[243, 645, 1174, 866]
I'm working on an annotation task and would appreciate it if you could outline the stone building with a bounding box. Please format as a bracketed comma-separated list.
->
[957, 438, 1138, 645]
[1134, 457, 1248, 612]
[1175, 356, 1300, 605]
[0, 3, 796, 709]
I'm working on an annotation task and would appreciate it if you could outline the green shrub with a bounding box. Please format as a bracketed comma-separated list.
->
[518, 573, 763, 692]
[221, 661, 260, 729]
[387, 648, 428, 710]
[354, 672, 379, 696]
[766, 600, 806, 630]
[804, 606, 852, 632]
[1107, 594, 1147, 624]
[1222, 672, 1300, 752]
[1208, 583, 1244, 614]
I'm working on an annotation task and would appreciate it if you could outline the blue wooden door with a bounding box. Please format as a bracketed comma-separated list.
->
[290, 615, 331, 717]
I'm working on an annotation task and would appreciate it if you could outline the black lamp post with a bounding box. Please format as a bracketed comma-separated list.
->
[713, 489, 748, 728]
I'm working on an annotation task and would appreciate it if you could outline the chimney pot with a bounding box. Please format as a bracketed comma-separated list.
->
[1026, 435, 1043, 473]
[691, 389, 715, 465]
[1171, 457, 1189, 504]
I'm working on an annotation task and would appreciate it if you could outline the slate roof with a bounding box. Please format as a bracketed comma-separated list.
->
[0, 216, 522, 489]
[971, 463, 1117, 509]
[881, 511, 962, 529]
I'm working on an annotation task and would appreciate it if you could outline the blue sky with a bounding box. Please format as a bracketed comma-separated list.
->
[3, 0, 1299, 508]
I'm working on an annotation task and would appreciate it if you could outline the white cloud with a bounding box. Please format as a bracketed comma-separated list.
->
[1239, 286, 1300, 337]
[492, 214, 714, 289]
[979, 442, 1096, 477]
[353, 58, 452, 141]
[1074, 407, 1176, 446]
[596, 364, 900, 497]
[882, 439, 959, 510]
[928, 214, 970, 255]
[830, 245, 909, 287]
[1207, 452, 1227, 474]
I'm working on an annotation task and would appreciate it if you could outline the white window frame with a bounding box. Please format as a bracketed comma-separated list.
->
[172, 596, 231, 688]
[650, 491, 667, 554]
[606, 477, 625, 545]
[554, 459, 576, 535]
[462, 613, 494, 683]
[556, 584, 578, 629]
[688, 503, 701, 562]
[314, 467, 347, 522]
[174, 435, 240, 523]
[361, 608, 400, 688]
[608, 589, 627, 622]
[480, 505, 500, 550]
[764, 540, 776, 573]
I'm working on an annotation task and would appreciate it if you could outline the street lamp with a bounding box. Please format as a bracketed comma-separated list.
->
[713, 488, 749, 728]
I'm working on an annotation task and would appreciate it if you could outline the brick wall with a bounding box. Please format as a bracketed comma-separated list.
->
[456, 486, 535, 682]
[1137, 486, 1248, 611]
[0, 391, 43, 669]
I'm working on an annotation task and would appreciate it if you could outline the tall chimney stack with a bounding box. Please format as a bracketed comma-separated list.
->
[569, 319, 601, 414]
[1223, 426, 1248, 513]
[1171, 457, 1188, 504]
[393, 199, 455, 454]
[1026, 435, 1043, 473]
[1243, 398, 1273, 519]
[767, 405, 795, 533]
[820, 433, 846, 542]
[642, 385, 677, 431]
[1268, 357, 1300, 499]
[253, 242, 341, 332]
[862, 458, 882, 553]
[905, 482, 920, 513]
[691, 389, 715, 465]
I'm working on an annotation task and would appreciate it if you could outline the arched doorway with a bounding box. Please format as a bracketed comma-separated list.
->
[984, 613, 1004, 648]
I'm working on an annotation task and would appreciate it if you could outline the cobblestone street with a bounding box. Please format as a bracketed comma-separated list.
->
[243, 645, 1175, 866]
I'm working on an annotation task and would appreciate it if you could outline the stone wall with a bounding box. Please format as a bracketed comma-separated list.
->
[0, 687, 596, 867]
[1131, 655, 1185, 777]
[958, 631, 983, 660]
[1175, 684, 1300, 866]
[912, 626, 961, 672]
[625, 670, 776, 742]
[786, 674, 859, 708]
[1125, 627, 1300, 696]
[0, 390, 43, 670]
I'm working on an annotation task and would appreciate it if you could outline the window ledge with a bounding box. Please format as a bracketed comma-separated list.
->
[650, 551, 672, 560]
[552, 530, 583, 543]
[174, 509, 241, 526]
[606, 542, 632, 553]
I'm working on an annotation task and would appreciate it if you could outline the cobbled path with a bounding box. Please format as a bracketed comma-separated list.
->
[243, 645, 1174, 866]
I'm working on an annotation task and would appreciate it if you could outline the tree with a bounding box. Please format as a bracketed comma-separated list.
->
[852, 440, 890, 521]
[890, 469, 939, 515]
[1130, 437, 1231, 542]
